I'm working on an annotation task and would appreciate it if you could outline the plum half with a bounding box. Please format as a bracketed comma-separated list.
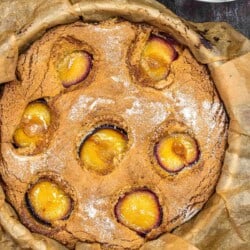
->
[154, 133, 199, 173]
[13, 102, 51, 148]
[57, 51, 92, 88]
[140, 35, 177, 81]
[26, 180, 72, 224]
[79, 126, 128, 175]
[114, 189, 162, 235]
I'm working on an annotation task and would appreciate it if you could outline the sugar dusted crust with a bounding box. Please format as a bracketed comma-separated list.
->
[0, 19, 227, 249]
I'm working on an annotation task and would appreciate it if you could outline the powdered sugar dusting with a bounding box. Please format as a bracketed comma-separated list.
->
[111, 75, 134, 89]
[68, 95, 114, 121]
[202, 100, 221, 130]
[174, 92, 199, 131]
[149, 102, 169, 124]
[125, 100, 143, 116]
[83, 197, 105, 219]
[202, 100, 212, 110]
[125, 98, 169, 124]
[181, 106, 197, 124]
[4, 147, 48, 180]
[102, 35, 123, 63]
[173, 92, 223, 138]
[95, 25, 127, 66]
[77, 197, 116, 241]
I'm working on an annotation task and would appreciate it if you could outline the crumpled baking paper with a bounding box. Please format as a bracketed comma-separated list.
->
[0, 0, 249, 249]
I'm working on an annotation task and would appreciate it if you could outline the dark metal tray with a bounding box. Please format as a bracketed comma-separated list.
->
[159, 0, 249, 38]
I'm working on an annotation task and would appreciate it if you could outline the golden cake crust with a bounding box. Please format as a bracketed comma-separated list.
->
[0, 19, 227, 249]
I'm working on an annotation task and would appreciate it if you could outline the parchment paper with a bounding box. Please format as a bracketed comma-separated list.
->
[0, 0, 249, 249]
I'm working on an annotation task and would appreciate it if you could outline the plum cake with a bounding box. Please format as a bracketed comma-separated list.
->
[0, 19, 227, 249]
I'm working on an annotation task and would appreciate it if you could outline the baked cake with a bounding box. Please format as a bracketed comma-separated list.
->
[0, 19, 227, 249]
